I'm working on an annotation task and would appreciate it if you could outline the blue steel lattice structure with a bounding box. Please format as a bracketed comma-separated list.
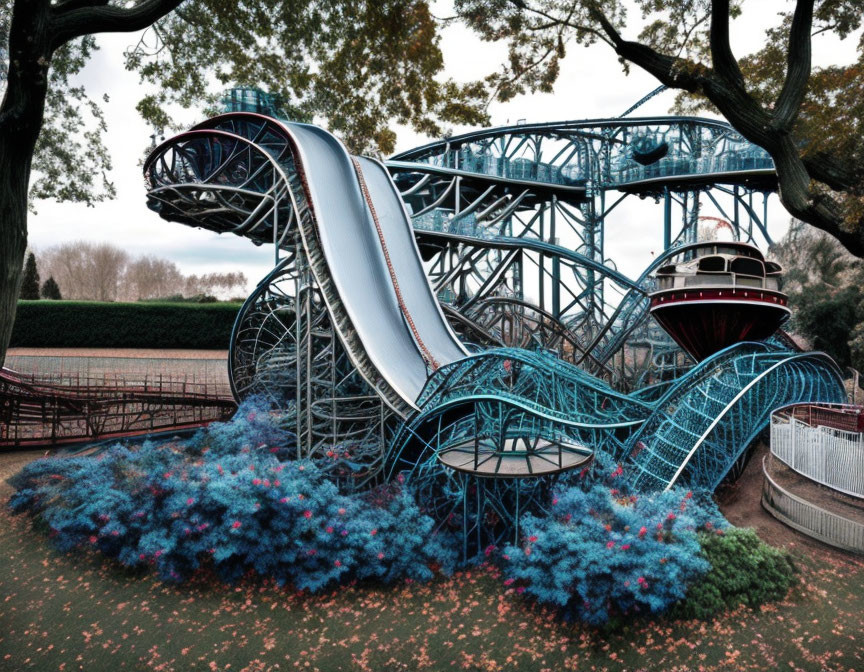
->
[389, 116, 779, 386]
[143, 98, 845, 554]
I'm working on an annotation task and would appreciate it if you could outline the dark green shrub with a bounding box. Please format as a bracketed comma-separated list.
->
[40, 276, 62, 300]
[141, 294, 220, 303]
[671, 528, 797, 620]
[11, 301, 241, 349]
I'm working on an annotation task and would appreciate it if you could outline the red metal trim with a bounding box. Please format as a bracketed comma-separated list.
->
[776, 402, 864, 433]
[0, 421, 218, 449]
[650, 287, 789, 308]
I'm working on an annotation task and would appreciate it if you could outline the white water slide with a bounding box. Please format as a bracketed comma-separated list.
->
[283, 123, 469, 409]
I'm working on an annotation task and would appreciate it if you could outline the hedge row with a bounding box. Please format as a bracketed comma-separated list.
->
[10, 301, 242, 349]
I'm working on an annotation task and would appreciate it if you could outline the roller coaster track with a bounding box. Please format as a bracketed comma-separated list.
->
[411, 228, 641, 291]
[390, 115, 777, 195]
[145, 112, 844, 494]
[144, 113, 707, 382]
[149, 113, 468, 416]
[412, 225, 694, 371]
[457, 296, 611, 373]
[622, 342, 846, 490]
[385, 342, 845, 490]
[145, 113, 646, 383]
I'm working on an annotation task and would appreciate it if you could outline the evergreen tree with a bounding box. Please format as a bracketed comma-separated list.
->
[40, 276, 62, 300]
[19, 253, 40, 301]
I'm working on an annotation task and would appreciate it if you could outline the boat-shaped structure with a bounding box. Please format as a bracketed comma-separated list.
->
[649, 242, 789, 361]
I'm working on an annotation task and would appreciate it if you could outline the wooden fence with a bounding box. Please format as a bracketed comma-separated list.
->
[0, 367, 236, 449]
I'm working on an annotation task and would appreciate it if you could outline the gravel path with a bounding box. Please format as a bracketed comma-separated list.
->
[7, 347, 228, 359]
[6, 348, 229, 386]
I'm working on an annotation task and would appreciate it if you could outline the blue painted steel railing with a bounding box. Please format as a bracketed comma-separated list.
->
[417, 149, 774, 189]
[387, 342, 845, 492]
[623, 342, 846, 491]
[393, 117, 776, 190]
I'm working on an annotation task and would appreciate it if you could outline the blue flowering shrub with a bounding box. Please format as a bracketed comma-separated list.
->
[498, 459, 729, 625]
[9, 405, 793, 624]
[9, 400, 457, 590]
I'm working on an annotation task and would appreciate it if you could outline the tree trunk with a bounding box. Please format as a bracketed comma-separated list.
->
[0, 0, 53, 367]
[0, 140, 33, 367]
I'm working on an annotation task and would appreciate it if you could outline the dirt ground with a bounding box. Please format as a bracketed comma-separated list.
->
[716, 442, 862, 559]
[5, 348, 230, 388]
[7, 348, 229, 359]
[2, 444, 864, 671]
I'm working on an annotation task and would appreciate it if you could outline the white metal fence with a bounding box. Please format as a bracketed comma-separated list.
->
[770, 405, 864, 499]
[761, 458, 864, 554]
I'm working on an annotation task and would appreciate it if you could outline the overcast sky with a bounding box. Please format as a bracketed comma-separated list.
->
[23, 1, 862, 292]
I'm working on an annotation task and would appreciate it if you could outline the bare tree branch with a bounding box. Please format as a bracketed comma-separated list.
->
[675, 13, 710, 59]
[484, 42, 557, 110]
[515, 1, 616, 49]
[590, 8, 706, 93]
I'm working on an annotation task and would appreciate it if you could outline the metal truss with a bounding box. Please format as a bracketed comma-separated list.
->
[388, 116, 778, 385]
[385, 343, 845, 558]
[144, 104, 846, 558]
[229, 253, 393, 489]
[146, 113, 406, 487]
[145, 124, 295, 262]
[0, 368, 235, 448]
[381, 342, 844, 555]
[622, 342, 847, 492]
[401, 454, 561, 561]
[383, 342, 844, 490]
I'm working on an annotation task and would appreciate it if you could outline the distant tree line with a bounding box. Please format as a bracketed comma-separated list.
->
[19, 243, 247, 302]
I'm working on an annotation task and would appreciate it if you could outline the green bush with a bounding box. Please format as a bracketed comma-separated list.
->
[11, 301, 242, 349]
[671, 528, 797, 620]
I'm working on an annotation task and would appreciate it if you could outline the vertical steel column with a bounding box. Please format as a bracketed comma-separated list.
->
[273, 192, 280, 265]
[551, 196, 560, 319]
[517, 248, 524, 301]
[538, 205, 545, 311]
[748, 190, 755, 241]
[733, 185, 740, 240]
[596, 188, 605, 317]
[294, 243, 303, 460]
[663, 187, 672, 250]
[331, 317, 337, 448]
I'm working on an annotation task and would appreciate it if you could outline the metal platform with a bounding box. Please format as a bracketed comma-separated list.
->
[436, 436, 592, 477]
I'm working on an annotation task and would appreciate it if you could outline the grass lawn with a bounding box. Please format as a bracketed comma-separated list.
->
[1, 449, 863, 672]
